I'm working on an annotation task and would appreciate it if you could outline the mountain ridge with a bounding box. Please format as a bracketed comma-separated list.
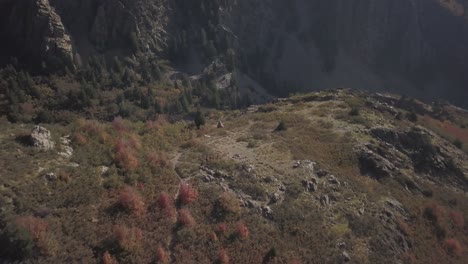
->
[1, 0, 468, 107]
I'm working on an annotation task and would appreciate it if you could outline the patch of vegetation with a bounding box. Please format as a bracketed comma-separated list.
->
[453, 139, 463, 149]
[274, 121, 287, 132]
[257, 104, 278, 113]
[1, 90, 467, 263]
[406, 111, 418, 122]
[247, 140, 258, 148]
[349, 107, 360, 116]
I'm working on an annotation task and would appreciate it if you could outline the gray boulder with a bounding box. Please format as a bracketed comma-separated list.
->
[30, 126, 55, 150]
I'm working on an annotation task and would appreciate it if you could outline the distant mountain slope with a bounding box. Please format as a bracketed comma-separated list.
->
[1, 0, 468, 107]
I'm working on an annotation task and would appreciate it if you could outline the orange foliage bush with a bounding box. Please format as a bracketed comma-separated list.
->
[444, 238, 463, 257]
[118, 186, 146, 216]
[102, 251, 118, 264]
[396, 216, 413, 236]
[113, 225, 143, 252]
[15, 216, 48, 241]
[421, 116, 468, 145]
[114, 140, 139, 171]
[401, 252, 416, 263]
[128, 134, 142, 150]
[178, 183, 198, 205]
[147, 152, 171, 169]
[112, 116, 128, 133]
[77, 119, 105, 136]
[156, 244, 169, 263]
[72, 132, 88, 145]
[158, 192, 176, 220]
[178, 208, 196, 227]
[449, 210, 465, 228]
[158, 192, 172, 209]
[217, 223, 228, 235]
[219, 249, 229, 264]
[146, 116, 167, 131]
[210, 231, 218, 242]
[236, 222, 249, 240]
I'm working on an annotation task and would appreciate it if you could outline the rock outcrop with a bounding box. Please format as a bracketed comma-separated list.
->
[357, 126, 467, 189]
[0, 0, 73, 72]
[30, 126, 55, 150]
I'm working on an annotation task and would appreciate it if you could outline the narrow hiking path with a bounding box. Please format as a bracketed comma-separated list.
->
[205, 120, 290, 176]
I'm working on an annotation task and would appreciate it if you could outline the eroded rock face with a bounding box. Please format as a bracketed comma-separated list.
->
[0, 0, 166, 72]
[1, 0, 73, 72]
[1, 0, 468, 106]
[370, 127, 453, 174]
[224, 0, 468, 107]
[358, 126, 467, 189]
[30, 126, 55, 150]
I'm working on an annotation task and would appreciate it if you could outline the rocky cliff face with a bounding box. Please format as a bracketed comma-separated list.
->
[1, 0, 468, 106]
[0, 0, 168, 72]
[0, 0, 74, 72]
[224, 0, 468, 106]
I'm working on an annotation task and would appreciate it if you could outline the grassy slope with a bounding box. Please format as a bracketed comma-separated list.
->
[0, 90, 467, 263]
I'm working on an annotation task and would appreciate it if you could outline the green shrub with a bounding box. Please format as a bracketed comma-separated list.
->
[349, 107, 360, 116]
[247, 140, 258, 148]
[194, 110, 205, 129]
[0, 220, 34, 260]
[406, 112, 418, 122]
[258, 104, 278, 113]
[274, 121, 287, 132]
[453, 139, 463, 149]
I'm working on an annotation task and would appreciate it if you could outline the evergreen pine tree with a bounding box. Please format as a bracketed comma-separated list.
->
[194, 110, 205, 129]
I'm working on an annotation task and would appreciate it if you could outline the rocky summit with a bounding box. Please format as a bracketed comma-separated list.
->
[0, 1, 467, 264]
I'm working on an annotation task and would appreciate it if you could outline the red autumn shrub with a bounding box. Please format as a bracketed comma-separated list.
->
[102, 251, 118, 264]
[72, 132, 88, 145]
[219, 249, 229, 264]
[449, 210, 465, 228]
[114, 142, 139, 171]
[217, 223, 228, 235]
[128, 134, 142, 150]
[147, 152, 171, 169]
[98, 130, 111, 144]
[112, 116, 128, 133]
[113, 225, 143, 252]
[210, 232, 218, 242]
[401, 252, 416, 263]
[236, 222, 249, 240]
[178, 183, 198, 205]
[156, 244, 169, 263]
[158, 192, 172, 209]
[396, 216, 413, 236]
[158, 192, 176, 220]
[445, 238, 463, 257]
[118, 186, 146, 216]
[15, 216, 48, 241]
[178, 208, 195, 227]
[288, 258, 303, 264]
[114, 139, 127, 152]
[78, 119, 104, 135]
[146, 116, 167, 131]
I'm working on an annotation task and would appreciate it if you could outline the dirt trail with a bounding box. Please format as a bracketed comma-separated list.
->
[204, 122, 289, 179]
